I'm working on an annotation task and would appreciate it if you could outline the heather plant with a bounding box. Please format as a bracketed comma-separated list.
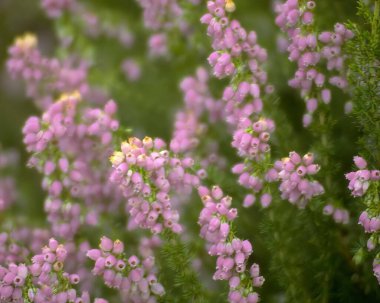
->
[0, 0, 380, 302]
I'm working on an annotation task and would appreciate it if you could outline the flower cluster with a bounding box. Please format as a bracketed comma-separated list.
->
[274, 0, 353, 126]
[41, 0, 75, 18]
[268, 152, 324, 208]
[222, 83, 273, 131]
[231, 118, 275, 160]
[0, 238, 101, 302]
[180, 67, 220, 118]
[0, 229, 50, 266]
[136, 0, 183, 31]
[0, 233, 29, 267]
[3, 0, 380, 299]
[197, 185, 263, 302]
[138, 236, 161, 259]
[171, 111, 204, 155]
[41, 0, 134, 49]
[110, 137, 199, 234]
[170, 67, 222, 156]
[345, 156, 380, 197]
[122, 59, 141, 82]
[7, 34, 90, 109]
[201, 0, 278, 209]
[346, 156, 380, 284]
[374, 258, 380, 285]
[202, 0, 268, 81]
[198, 185, 237, 243]
[232, 160, 272, 208]
[23, 93, 122, 238]
[28, 239, 89, 302]
[202, 1, 267, 80]
[148, 34, 168, 57]
[64, 240, 95, 292]
[136, 0, 192, 57]
[87, 237, 165, 302]
[322, 204, 349, 224]
[0, 178, 17, 213]
[75, 4, 135, 48]
[358, 211, 380, 234]
[319, 23, 353, 88]
[0, 263, 29, 302]
[168, 67, 226, 184]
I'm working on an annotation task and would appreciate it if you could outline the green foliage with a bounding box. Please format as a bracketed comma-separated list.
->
[258, 1, 380, 302]
[262, 196, 380, 302]
[157, 230, 214, 303]
[346, 0, 380, 166]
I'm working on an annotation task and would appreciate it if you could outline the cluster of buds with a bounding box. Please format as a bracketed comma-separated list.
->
[136, 0, 194, 57]
[0, 229, 49, 266]
[198, 185, 237, 243]
[41, 0, 134, 48]
[202, 1, 268, 80]
[110, 137, 200, 234]
[322, 204, 349, 224]
[345, 156, 380, 197]
[0, 238, 99, 302]
[197, 186, 263, 302]
[7, 34, 89, 109]
[87, 237, 165, 302]
[41, 0, 75, 18]
[232, 160, 273, 208]
[170, 67, 225, 174]
[23, 93, 122, 239]
[170, 67, 222, 154]
[347, 156, 380, 284]
[201, 0, 272, 133]
[202, 0, 274, 171]
[122, 59, 141, 82]
[231, 118, 275, 160]
[23, 93, 117, 153]
[222, 83, 271, 129]
[274, 0, 354, 126]
[358, 212, 380, 234]
[138, 236, 161, 259]
[0, 263, 28, 301]
[320, 23, 354, 88]
[201, 1, 277, 212]
[136, 0, 183, 31]
[267, 152, 324, 208]
[148, 34, 168, 57]
[180, 67, 222, 120]
[76, 5, 135, 49]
